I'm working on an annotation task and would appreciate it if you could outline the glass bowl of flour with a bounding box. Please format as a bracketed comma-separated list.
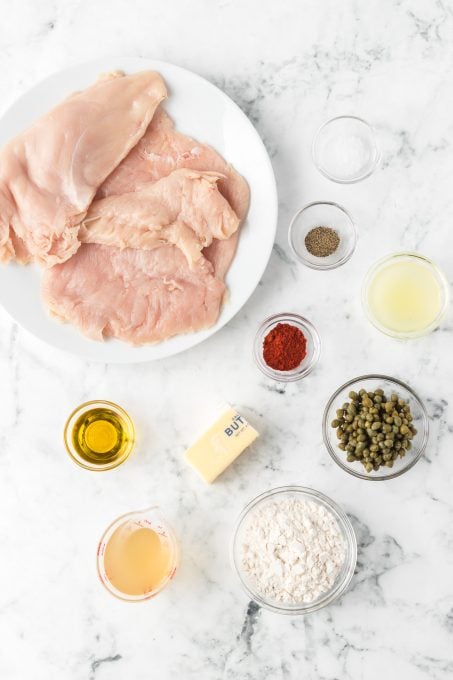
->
[231, 486, 357, 614]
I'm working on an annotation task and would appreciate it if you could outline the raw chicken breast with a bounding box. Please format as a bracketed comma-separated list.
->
[202, 233, 240, 280]
[98, 107, 249, 280]
[41, 243, 225, 345]
[98, 107, 249, 217]
[79, 169, 239, 266]
[0, 71, 167, 266]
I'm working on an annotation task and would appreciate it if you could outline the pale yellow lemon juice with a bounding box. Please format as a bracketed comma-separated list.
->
[364, 253, 448, 338]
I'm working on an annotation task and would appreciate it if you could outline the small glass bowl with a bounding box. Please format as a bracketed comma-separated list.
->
[64, 400, 135, 471]
[231, 486, 357, 615]
[323, 375, 429, 481]
[362, 252, 450, 339]
[312, 116, 380, 183]
[253, 313, 321, 382]
[289, 202, 357, 270]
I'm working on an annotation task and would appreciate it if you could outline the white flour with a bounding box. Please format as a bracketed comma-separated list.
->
[241, 497, 346, 604]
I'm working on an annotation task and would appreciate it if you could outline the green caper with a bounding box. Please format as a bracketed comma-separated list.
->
[331, 386, 415, 473]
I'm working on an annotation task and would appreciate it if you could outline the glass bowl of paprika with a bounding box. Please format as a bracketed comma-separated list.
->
[253, 313, 321, 382]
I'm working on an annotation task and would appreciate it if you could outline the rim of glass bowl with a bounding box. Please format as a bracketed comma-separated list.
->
[96, 508, 179, 602]
[231, 486, 357, 615]
[63, 399, 135, 471]
[288, 201, 357, 270]
[322, 374, 429, 481]
[362, 252, 450, 339]
[312, 115, 381, 184]
[253, 313, 321, 382]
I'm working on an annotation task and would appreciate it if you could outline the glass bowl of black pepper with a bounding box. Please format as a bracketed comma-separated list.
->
[322, 375, 429, 480]
[288, 201, 357, 270]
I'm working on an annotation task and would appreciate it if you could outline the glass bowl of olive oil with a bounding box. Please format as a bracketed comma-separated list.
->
[64, 400, 135, 471]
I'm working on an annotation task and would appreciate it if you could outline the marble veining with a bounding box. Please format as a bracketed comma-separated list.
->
[0, 1, 453, 679]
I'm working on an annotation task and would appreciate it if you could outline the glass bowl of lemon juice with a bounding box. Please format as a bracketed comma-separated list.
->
[362, 252, 449, 339]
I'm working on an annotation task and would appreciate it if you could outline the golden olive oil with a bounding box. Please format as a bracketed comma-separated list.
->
[71, 407, 133, 467]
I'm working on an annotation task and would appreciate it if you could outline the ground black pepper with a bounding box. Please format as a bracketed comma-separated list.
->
[305, 226, 340, 257]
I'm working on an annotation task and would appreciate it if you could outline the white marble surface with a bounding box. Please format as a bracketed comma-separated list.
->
[0, 1, 452, 678]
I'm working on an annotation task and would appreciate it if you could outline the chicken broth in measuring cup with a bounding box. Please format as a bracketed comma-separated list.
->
[97, 508, 178, 601]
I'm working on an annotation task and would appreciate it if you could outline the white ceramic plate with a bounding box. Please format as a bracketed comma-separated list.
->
[0, 57, 277, 363]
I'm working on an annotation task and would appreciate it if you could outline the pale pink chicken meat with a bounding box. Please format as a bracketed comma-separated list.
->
[79, 169, 239, 266]
[41, 243, 225, 345]
[0, 71, 167, 266]
[98, 107, 249, 278]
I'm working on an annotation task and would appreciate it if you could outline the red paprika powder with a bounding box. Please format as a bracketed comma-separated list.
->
[263, 322, 307, 371]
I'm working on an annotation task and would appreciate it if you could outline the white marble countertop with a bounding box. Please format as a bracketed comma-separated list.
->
[1, 1, 452, 678]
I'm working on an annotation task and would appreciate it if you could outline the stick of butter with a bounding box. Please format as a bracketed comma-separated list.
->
[184, 405, 259, 483]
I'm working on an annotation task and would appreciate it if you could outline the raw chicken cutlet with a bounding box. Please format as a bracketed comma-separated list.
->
[0, 71, 166, 266]
[41, 244, 226, 345]
[79, 169, 239, 266]
[98, 107, 250, 278]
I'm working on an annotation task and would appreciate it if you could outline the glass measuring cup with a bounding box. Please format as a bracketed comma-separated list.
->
[97, 507, 179, 601]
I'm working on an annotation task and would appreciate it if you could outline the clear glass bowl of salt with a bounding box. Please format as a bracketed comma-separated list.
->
[312, 116, 380, 183]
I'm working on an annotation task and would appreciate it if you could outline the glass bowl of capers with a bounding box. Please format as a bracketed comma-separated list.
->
[322, 375, 429, 480]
